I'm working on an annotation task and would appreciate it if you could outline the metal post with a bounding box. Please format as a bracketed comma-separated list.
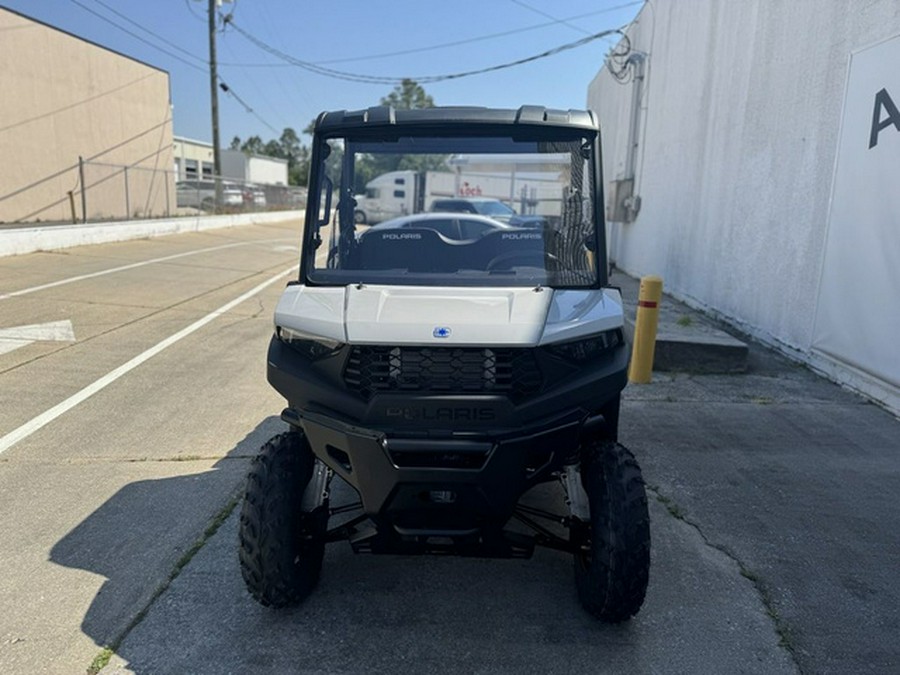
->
[78, 156, 87, 223]
[124, 166, 131, 219]
[164, 171, 171, 217]
[628, 275, 663, 384]
[209, 0, 222, 211]
[67, 191, 77, 224]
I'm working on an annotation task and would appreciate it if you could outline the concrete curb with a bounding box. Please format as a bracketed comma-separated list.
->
[0, 210, 304, 258]
[613, 271, 749, 374]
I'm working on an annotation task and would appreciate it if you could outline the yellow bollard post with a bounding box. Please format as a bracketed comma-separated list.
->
[628, 275, 663, 384]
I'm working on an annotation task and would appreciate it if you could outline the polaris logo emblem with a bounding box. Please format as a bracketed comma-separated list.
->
[385, 406, 497, 422]
[433, 326, 452, 338]
[501, 232, 542, 240]
[382, 232, 421, 240]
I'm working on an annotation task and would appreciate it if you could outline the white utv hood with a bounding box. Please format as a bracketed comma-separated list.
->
[273, 284, 624, 347]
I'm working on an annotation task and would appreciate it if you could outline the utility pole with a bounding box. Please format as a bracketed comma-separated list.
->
[208, 0, 222, 209]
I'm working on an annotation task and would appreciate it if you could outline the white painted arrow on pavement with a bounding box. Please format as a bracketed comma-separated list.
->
[0, 320, 76, 356]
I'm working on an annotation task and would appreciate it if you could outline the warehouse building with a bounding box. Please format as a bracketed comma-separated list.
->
[590, 0, 900, 414]
[0, 7, 173, 224]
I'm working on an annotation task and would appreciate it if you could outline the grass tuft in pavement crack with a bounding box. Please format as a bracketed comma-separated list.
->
[648, 485, 800, 663]
[655, 492, 687, 520]
[85, 494, 241, 674]
[741, 567, 798, 655]
[87, 647, 113, 675]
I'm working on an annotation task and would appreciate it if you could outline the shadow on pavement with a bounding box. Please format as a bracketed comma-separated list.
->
[49, 416, 285, 661]
[92, 473, 793, 674]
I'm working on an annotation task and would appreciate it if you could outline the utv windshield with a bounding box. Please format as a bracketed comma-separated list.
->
[306, 132, 600, 288]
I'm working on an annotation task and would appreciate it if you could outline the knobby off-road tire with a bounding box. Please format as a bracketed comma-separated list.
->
[573, 440, 650, 622]
[239, 431, 327, 608]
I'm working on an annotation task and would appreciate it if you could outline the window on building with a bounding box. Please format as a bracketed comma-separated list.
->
[201, 162, 213, 178]
[185, 159, 199, 179]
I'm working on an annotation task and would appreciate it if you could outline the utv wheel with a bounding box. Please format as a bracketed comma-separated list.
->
[239, 431, 328, 608]
[573, 441, 650, 622]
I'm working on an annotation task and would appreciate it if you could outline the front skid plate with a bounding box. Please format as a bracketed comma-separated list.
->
[327, 518, 578, 558]
[297, 408, 583, 521]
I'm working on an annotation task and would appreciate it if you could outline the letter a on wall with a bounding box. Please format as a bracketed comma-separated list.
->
[813, 33, 900, 406]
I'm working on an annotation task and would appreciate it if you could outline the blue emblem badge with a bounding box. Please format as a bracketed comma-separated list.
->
[433, 326, 452, 338]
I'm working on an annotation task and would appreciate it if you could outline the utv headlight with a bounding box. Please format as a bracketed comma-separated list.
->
[276, 326, 343, 360]
[545, 329, 623, 363]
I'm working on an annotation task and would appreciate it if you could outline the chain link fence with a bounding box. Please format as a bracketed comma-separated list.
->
[0, 157, 307, 226]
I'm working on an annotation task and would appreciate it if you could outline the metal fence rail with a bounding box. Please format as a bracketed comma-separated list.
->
[0, 157, 307, 226]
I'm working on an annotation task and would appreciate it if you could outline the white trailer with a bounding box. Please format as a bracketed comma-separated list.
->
[353, 155, 567, 225]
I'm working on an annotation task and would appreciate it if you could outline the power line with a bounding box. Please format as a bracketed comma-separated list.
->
[215, 1, 641, 68]
[217, 79, 280, 135]
[87, 0, 206, 64]
[66, 0, 205, 73]
[183, 0, 206, 24]
[226, 17, 625, 85]
[508, 0, 593, 36]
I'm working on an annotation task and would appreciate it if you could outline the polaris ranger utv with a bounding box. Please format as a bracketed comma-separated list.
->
[239, 105, 650, 622]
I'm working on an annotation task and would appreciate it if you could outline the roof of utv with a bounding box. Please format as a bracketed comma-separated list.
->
[314, 105, 598, 134]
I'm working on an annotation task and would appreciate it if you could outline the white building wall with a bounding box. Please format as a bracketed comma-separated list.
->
[220, 150, 248, 182]
[247, 156, 288, 185]
[589, 0, 900, 411]
[220, 150, 288, 185]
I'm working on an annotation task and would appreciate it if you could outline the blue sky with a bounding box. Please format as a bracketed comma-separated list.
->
[2, 0, 642, 144]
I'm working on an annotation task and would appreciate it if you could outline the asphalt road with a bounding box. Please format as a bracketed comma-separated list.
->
[1, 222, 896, 674]
[0, 221, 301, 673]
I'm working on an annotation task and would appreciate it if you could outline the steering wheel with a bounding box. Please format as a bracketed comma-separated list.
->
[485, 250, 560, 272]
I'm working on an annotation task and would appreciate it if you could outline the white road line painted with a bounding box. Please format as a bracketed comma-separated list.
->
[0, 267, 295, 455]
[0, 320, 76, 356]
[0, 238, 296, 301]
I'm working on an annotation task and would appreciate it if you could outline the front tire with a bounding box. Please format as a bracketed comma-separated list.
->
[573, 441, 650, 622]
[239, 431, 328, 608]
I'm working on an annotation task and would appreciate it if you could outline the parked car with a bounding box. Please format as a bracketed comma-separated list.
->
[176, 180, 244, 211]
[430, 197, 546, 228]
[244, 185, 267, 209]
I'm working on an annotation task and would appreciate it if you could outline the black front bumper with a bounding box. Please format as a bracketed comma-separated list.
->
[268, 336, 628, 541]
[288, 406, 584, 536]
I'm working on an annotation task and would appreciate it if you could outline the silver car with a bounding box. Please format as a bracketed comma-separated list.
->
[176, 180, 244, 211]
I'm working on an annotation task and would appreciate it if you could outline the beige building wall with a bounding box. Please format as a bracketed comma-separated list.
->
[0, 8, 174, 224]
[173, 137, 214, 181]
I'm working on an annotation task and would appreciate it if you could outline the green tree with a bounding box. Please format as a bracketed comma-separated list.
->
[263, 139, 283, 158]
[368, 80, 442, 176]
[290, 145, 311, 187]
[302, 81, 442, 192]
[229, 136, 241, 150]
[240, 135, 265, 155]
[380, 78, 435, 110]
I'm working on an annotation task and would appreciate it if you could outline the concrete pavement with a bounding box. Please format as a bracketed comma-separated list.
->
[99, 262, 898, 674]
[0, 221, 896, 673]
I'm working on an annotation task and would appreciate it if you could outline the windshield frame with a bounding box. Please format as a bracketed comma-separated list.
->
[300, 124, 607, 289]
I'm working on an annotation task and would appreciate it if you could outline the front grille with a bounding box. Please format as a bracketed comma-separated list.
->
[344, 346, 542, 402]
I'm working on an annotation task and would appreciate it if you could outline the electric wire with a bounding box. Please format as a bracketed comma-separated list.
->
[183, 0, 206, 23]
[213, 2, 642, 68]
[66, 0, 206, 73]
[218, 79, 280, 135]
[86, 0, 207, 65]
[226, 17, 625, 85]
[508, 0, 593, 36]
